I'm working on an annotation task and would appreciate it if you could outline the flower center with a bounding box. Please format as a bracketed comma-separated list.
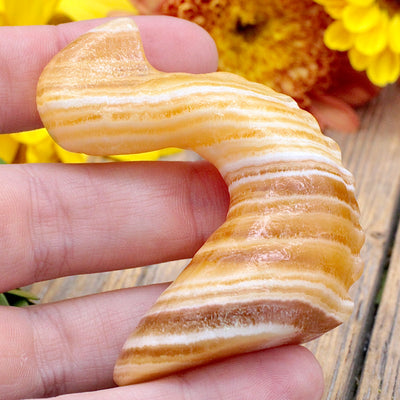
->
[235, 19, 264, 42]
[160, 0, 338, 104]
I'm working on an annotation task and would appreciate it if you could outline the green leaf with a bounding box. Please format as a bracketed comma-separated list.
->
[0, 288, 39, 306]
[12, 299, 30, 307]
[0, 158, 6, 164]
[7, 289, 39, 301]
[0, 293, 10, 306]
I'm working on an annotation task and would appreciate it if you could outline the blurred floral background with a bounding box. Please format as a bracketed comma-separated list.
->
[1, 0, 399, 166]
[0, 0, 398, 304]
[133, 0, 398, 131]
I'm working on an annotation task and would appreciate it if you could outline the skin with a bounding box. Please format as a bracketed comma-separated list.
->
[0, 16, 324, 400]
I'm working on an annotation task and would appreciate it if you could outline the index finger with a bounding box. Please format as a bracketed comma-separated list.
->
[0, 16, 218, 134]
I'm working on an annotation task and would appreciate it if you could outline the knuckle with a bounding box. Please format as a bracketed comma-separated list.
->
[21, 166, 72, 282]
[29, 306, 70, 398]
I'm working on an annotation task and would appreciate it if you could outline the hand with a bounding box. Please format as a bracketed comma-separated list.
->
[0, 16, 324, 400]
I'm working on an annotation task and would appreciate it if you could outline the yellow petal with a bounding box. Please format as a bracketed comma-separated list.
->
[315, 0, 350, 18]
[343, 4, 381, 33]
[389, 14, 400, 54]
[0, 0, 6, 25]
[158, 148, 182, 158]
[55, 144, 88, 163]
[10, 128, 49, 145]
[324, 7, 345, 19]
[348, 47, 372, 71]
[354, 12, 388, 56]
[25, 138, 59, 163]
[324, 20, 354, 51]
[4, 0, 60, 25]
[57, 0, 137, 21]
[347, 0, 374, 6]
[110, 148, 181, 161]
[367, 48, 400, 86]
[0, 135, 19, 163]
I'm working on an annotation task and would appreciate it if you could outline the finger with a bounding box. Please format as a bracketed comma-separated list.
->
[32, 348, 323, 400]
[0, 284, 166, 399]
[0, 161, 229, 292]
[1, 284, 323, 400]
[0, 16, 218, 133]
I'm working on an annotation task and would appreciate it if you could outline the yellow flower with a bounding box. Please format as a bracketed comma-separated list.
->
[135, 0, 382, 133]
[143, 0, 338, 106]
[0, 0, 137, 25]
[0, 135, 19, 163]
[315, 0, 400, 86]
[0, 0, 178, 163]
[57, 0, 137, 21]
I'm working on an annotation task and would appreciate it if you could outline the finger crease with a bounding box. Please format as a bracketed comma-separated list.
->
[29, 305, 74, 397]
[21, 165, 73, 283]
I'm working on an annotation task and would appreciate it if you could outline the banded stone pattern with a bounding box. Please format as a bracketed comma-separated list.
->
[36, 18, 364, 385]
